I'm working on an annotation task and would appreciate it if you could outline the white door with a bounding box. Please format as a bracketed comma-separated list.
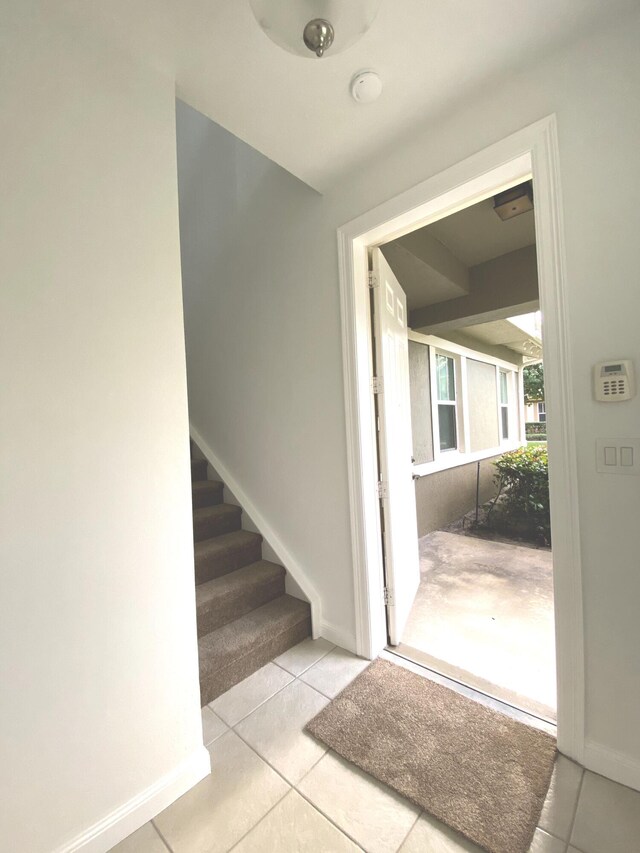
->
[371, 247, 420, 645]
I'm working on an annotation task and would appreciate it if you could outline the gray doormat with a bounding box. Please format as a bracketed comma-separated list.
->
[305, 659, 556, 853]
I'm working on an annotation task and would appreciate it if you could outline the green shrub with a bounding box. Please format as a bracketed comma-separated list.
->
[525, 422, 546, 435]
[491, 445, 550, 543]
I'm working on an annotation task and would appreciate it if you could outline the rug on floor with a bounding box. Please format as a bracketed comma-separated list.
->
[305, 658, 556, 853]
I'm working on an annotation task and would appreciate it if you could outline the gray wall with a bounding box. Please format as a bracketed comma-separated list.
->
[414, 457, 500, 537]
[467, 359, 500, 451]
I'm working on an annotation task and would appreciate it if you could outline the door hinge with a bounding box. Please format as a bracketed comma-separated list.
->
[377, 480, 389, 499]
[368, 271, 378, 289]
[371, 376, 384, 394]
[383, 586, 394, 606]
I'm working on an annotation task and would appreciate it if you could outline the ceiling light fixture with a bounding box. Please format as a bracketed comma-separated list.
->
[249, 0, 382, 59]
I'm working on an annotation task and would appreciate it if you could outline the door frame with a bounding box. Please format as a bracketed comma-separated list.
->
[337, 115, 585, 762]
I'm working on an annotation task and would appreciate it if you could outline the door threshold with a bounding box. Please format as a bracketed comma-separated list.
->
[382, 646, 557, 737]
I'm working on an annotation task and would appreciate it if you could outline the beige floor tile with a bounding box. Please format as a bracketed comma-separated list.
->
[209, 662, 293, 726]
[570, 770, 640, 853]
[528, 828, 565, 853]
[236, 680, 329, 784]
[232, 790, 360, 852]
[398, 811, 482, 852]
[398, 812, 566, 853]
[201, 705, 228, 746]
[154, 730, 289, 853]
[298, 751, 420, 853]
[299, 647, 369, 698]
[273, 637, 335, 676]
[109, 821, 167, 852]
[538, 753, 583, 840]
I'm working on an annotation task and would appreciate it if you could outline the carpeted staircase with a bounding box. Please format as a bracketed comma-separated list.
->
[191, 451, 311, 704]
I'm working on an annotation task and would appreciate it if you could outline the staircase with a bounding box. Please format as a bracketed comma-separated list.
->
[191, 451, 311, 705]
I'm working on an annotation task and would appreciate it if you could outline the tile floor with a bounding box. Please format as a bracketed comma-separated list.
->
[111, 639, 640, 853]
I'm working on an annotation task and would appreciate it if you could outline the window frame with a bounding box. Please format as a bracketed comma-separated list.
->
[411, 330, 524, 476]
[498, 368, 511, 443]
[433, 351, 459, 453]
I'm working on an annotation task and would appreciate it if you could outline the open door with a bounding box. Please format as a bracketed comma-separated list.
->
[371, 247, 420, 645]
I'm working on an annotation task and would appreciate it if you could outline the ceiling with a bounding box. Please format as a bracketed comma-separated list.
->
[381, 241, 469, 311]
[459, 316, 542, 360]
[383, 192, 536, 311]
[58, 0, 634, 191]
[426, 198, 535, 269]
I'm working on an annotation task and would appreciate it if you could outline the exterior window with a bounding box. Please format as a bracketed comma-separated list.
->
[436, 354, 457, 451]
[499, 370, 509, 440]
[411, 331, 526, 473]
[538, 401, 546, 423]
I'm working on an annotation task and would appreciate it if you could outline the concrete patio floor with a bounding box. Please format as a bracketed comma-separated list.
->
[396, 530, 556, 720]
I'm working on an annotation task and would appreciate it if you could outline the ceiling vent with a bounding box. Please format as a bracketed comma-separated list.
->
[493, 182, 534, 221]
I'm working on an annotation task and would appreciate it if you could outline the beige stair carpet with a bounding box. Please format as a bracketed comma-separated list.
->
[189, 445, 311, 703]
[305, 658, 556, 853]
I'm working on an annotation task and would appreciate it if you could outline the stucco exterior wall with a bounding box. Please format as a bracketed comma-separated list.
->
[414, 456, 500, 537]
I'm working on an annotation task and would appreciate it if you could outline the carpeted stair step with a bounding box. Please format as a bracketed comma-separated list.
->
[195, 529, 263, 585]
[191, 457, 208, 482]
[199, 595, 312, 704]
[193, 503, 242, 542]
[195, 560, 286, 638]
[192, 479, 224, 509]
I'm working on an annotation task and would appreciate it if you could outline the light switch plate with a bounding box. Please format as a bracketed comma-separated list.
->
[596, 439, 640, 474]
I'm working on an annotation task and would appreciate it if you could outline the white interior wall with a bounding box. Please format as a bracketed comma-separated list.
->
[177, 101, 354, 645]
[329, 10, 640, 782]
[178, 8, 640, 785]
[7, 5, 639, 850]
[0, 8, 206, 852]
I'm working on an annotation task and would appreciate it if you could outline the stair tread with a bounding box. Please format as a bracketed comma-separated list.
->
[195, 528, 261, 558]
[196, 560, 285, 607]
[191, 479, 224, 509]
[192, 479, 223, 494]
[194, 529, 263, 585]
[195, 561, 286, 636]
[199, 595, 310, 669]
[193, 502, 240, 521]
[193, 503, 243, 543]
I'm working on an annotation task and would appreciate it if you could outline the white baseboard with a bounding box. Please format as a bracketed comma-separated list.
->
[190, 422, 323, 637]
[584, 739, 640, 792]
[55, 747, 211, 853]
[320, 619, 357, 655]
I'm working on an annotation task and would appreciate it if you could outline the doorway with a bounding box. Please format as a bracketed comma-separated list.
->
[337, 118, 585, 762]
[373, 191, 555, 722]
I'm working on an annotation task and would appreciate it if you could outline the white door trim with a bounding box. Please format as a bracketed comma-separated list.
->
[337, 115, 585, 763]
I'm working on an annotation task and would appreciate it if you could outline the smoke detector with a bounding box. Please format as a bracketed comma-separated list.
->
[351, 70, 383, 104]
